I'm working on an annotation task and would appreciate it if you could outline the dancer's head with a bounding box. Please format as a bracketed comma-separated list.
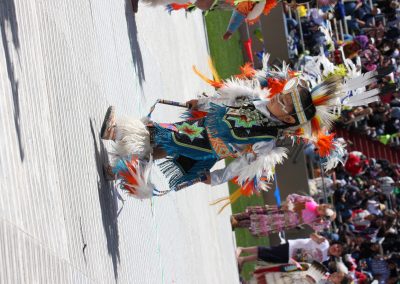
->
[267, 78, 316, 126]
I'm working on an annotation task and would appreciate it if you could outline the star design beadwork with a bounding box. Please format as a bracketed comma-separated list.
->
[227, 115, 260, 128]
[176, 121, 204, 141]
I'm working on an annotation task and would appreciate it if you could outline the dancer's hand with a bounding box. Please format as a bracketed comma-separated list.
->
[223, 31, 233, 41]
[203, 173, 211, 184]
[186, 99, 199, 109]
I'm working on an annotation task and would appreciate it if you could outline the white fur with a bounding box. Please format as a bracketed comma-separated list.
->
[112, 117, 152, 163]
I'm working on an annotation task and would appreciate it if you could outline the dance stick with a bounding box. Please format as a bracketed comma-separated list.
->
[147, 99, 190, 118]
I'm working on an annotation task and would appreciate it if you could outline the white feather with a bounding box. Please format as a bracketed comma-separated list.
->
[322, 140, 347, 171]
[237, 147, 288, 184]
[262, 53, 270, 73]
[341, 71, 377, 94]
[118, 157, 155, 199]
[315, 105, 337, 130]
[218, 78, 266, 101]
[255, 54, 270, 81]
[343, 88, 380, 107]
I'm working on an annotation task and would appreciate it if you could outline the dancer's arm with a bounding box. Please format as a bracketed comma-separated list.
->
[208, 153, 255, 185]
[207, 140, 279, 186]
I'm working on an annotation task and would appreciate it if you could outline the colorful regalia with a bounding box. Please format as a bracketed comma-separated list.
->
[101, 53, 389, 201]
[231, 194, 332, 236]
[164, 0, 315, 39]
[167, 0, 279, 38]
[141, 0, 311, 38]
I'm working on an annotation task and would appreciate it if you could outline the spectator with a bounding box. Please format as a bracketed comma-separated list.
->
[236, 233, 344, 269]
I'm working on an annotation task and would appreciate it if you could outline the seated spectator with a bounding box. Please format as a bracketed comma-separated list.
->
[345, 151, 369, 176]
[370, 257, 391, 283]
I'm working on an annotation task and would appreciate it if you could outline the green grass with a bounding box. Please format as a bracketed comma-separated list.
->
[205, 11, 245, 78]
[205, 13, 270, 280]
[228, 181, 270, 280]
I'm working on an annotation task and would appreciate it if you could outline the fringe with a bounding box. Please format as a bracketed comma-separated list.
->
[204, 103, 233, 144]
[158, 159, 185, 189]
[152, 123, 218, 190]
[158, 157, 217, 190]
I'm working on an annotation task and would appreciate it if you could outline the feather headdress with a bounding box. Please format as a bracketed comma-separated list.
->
[281, 52, 390, 141]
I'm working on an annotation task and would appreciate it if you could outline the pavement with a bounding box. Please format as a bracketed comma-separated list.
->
[0, 0, 239, 283]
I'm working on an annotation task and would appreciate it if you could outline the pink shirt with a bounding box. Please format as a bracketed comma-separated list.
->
[302, 201, 319, 224]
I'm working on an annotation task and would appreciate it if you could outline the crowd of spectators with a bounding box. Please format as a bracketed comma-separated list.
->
[239, 3, 400, 281]
[236, 143, 399, 283]
[307, 149, 400, 283]
[284, 0, 400, 148]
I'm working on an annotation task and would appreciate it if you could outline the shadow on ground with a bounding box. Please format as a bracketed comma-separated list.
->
[90, 119, 120, 280]
[1, 0, 24, 161]
[125, 0, 145, 89]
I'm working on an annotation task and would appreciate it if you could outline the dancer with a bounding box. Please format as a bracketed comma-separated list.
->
[230, 193, 336, 237]
[166, 0, 313, 40]
[100, 54, 386, 200]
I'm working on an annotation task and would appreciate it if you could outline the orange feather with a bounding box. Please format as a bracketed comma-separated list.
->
[267, 78, 287, 98]
[311, 117, 321, 135]
[192, 65, 223, 88]
[315, 132, 335, 157]
[263, 0, 278, 15]
[236, 62, 256, 79]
